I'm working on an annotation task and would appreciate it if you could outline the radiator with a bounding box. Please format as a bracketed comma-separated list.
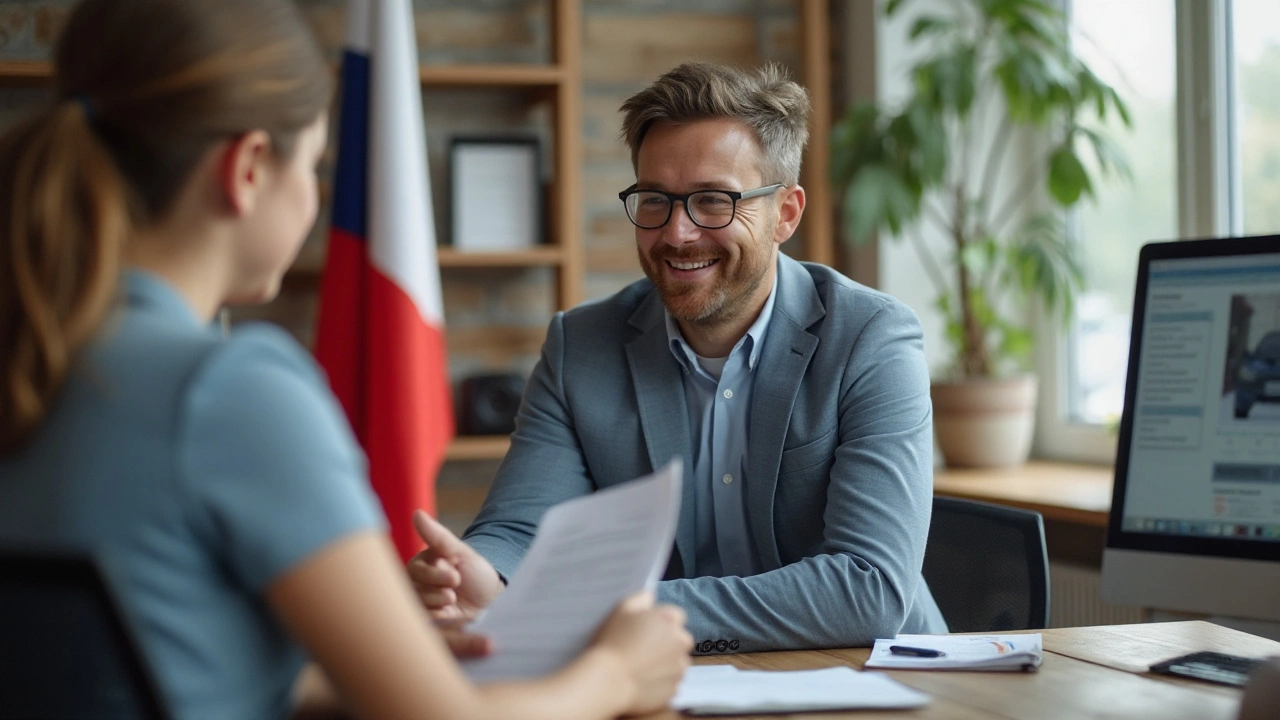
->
[1049, 561, 1147, 627]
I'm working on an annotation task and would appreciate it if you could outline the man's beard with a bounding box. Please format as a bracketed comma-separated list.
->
[640, 241, 770, 327]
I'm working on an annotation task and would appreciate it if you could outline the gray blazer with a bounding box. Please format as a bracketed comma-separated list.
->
[464, 254, 947, 654]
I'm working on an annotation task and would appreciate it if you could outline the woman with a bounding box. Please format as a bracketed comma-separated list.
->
[0, 0, 692, 718]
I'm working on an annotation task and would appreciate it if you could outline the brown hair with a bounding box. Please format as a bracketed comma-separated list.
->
[619, 62, 811, 186]
[0, 0, 331, 453]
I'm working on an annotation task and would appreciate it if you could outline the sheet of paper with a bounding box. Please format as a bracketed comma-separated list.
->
[865, 633, 1043, 671]
[461, 459, 682, 682]
[672, 665, 930, 714]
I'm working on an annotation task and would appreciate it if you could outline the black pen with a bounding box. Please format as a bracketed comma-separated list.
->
[889, 645, 945, 658]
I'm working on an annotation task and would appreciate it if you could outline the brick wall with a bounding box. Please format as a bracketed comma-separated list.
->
[0, 0, 805, 531]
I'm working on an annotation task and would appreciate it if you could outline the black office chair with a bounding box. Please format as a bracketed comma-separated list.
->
[0, 549, 172, 720]
[922, 496, 1050, 632]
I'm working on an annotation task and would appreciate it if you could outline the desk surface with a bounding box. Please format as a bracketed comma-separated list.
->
[639, 621, 1280, 720]
[933, 460, 1114, 527]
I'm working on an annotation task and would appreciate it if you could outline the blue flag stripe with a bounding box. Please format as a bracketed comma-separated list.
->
[330, 50, 370, 239]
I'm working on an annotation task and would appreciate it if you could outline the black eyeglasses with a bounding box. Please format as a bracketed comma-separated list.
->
[618, 183, 785, 230]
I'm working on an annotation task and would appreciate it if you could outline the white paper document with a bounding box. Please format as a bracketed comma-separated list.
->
[671, 665, 930, 715]
[461, 460, 682, 682]
[865, 633, 1043, 671]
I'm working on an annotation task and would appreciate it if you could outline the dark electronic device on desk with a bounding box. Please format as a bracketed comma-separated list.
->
[1149, 650, 1264, 687]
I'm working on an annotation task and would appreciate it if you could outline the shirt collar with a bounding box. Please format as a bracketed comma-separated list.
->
[664, 261, 780, 372]
[123, 268, 205, 328]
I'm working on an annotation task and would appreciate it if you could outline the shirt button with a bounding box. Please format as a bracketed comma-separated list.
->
[722, 474, 733, 485]
[723, 389, 733, 399]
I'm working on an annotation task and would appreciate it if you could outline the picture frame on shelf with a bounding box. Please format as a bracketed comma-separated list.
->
[448, 136, 544, 252]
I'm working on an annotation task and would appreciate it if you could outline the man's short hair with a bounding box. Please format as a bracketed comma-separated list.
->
[619, 62, 811, 186]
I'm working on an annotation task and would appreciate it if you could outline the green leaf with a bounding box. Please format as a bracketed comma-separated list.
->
[935, 293, 954, 320]
[1047, 145, 1091, 205]
[841, 165, 921, 243]
[1000, 325, 1035, 362]
[885, 0, 909, 17]
[995, 42, 1054, 122]
[1077, 126, 1132, 181]
[1109, 86, 1132, 126]
[1004, 213, 1084, 320]
[909, 15, 953, 40]
[829, 103, 883, 187]
[904, 99, 949, 183]
[999, 2, 1067, 51]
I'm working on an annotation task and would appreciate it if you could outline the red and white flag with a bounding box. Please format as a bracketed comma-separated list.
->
[315, 0, 453, 561]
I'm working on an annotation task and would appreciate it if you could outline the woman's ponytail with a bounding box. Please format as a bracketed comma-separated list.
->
[0, 100, 132, 452]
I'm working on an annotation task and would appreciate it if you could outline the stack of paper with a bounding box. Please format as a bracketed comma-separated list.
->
[671, 665, 930, 715]
[865, 633, 1043, 671]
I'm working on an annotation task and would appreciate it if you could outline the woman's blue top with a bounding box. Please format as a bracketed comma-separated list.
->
[0, 270, 386, 719]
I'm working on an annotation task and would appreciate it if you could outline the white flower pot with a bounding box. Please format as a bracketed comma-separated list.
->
[931, 374, 1038, 468]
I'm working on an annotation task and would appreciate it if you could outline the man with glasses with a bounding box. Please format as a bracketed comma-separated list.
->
[410, 62, 947, 652]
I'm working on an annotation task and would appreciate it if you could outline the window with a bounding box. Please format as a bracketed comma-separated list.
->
[1042, 0, 1280, 462]
[1233, 0, 1280, 234]
[1069, 0, 1178, 426]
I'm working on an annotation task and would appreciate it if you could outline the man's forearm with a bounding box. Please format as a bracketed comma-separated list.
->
[463, 528, 533, 583]
[656, 554, 915, 654]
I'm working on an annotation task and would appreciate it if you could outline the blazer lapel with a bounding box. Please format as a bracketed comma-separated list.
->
[625, 290, 697, 577]
[746, 255, 822, 570]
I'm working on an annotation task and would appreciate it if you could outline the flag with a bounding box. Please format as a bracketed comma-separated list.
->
[315, 0, 453, 561]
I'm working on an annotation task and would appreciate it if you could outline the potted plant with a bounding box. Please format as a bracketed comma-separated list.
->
[830, 0, 1131, 467]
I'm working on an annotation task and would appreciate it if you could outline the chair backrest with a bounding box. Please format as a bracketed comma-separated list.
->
[923, 496, 1050, 633]
[0, 549, 171, 720]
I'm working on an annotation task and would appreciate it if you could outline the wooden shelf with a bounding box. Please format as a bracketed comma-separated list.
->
[0, 61, 564, 90]
[420, 64, 563, 88]
[446, 435, 511, 461]
[0, 60, 52, 87]
[436, 246, 563, 267]
[284, 246, 564, 285]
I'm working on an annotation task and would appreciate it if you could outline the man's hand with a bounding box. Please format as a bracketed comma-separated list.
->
[406, 510, 504, 622]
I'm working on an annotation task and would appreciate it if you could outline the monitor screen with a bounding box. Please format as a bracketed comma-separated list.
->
[1103, 235, 1280, 622]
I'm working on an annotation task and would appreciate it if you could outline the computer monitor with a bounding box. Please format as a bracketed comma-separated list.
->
[1103, 235, 1280, 622]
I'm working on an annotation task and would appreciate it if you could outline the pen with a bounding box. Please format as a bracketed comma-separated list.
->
[889, 645, 945, 658]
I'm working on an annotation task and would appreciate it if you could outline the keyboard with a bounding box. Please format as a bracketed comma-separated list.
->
[1149, 651, 1264, 687]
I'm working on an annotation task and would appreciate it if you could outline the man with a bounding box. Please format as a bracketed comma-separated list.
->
[412, 62, 947, 653]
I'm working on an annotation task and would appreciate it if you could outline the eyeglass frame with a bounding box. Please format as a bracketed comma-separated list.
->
[617, 183, 786, 230]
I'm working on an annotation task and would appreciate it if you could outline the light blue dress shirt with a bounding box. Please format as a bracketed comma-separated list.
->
[665, 273, 778, 578]
[0, 270, 385, 719]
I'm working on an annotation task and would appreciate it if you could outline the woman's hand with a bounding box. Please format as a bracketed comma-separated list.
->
[590, 591, 693, 716]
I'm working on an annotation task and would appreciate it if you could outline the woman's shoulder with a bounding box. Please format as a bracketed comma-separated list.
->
[181, 322, 336, 429]
[203, 323, 324, 384]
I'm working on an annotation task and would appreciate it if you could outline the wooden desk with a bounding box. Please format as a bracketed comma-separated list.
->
[638, 621, 1280, 719]
[932, 461, 1113, 528]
